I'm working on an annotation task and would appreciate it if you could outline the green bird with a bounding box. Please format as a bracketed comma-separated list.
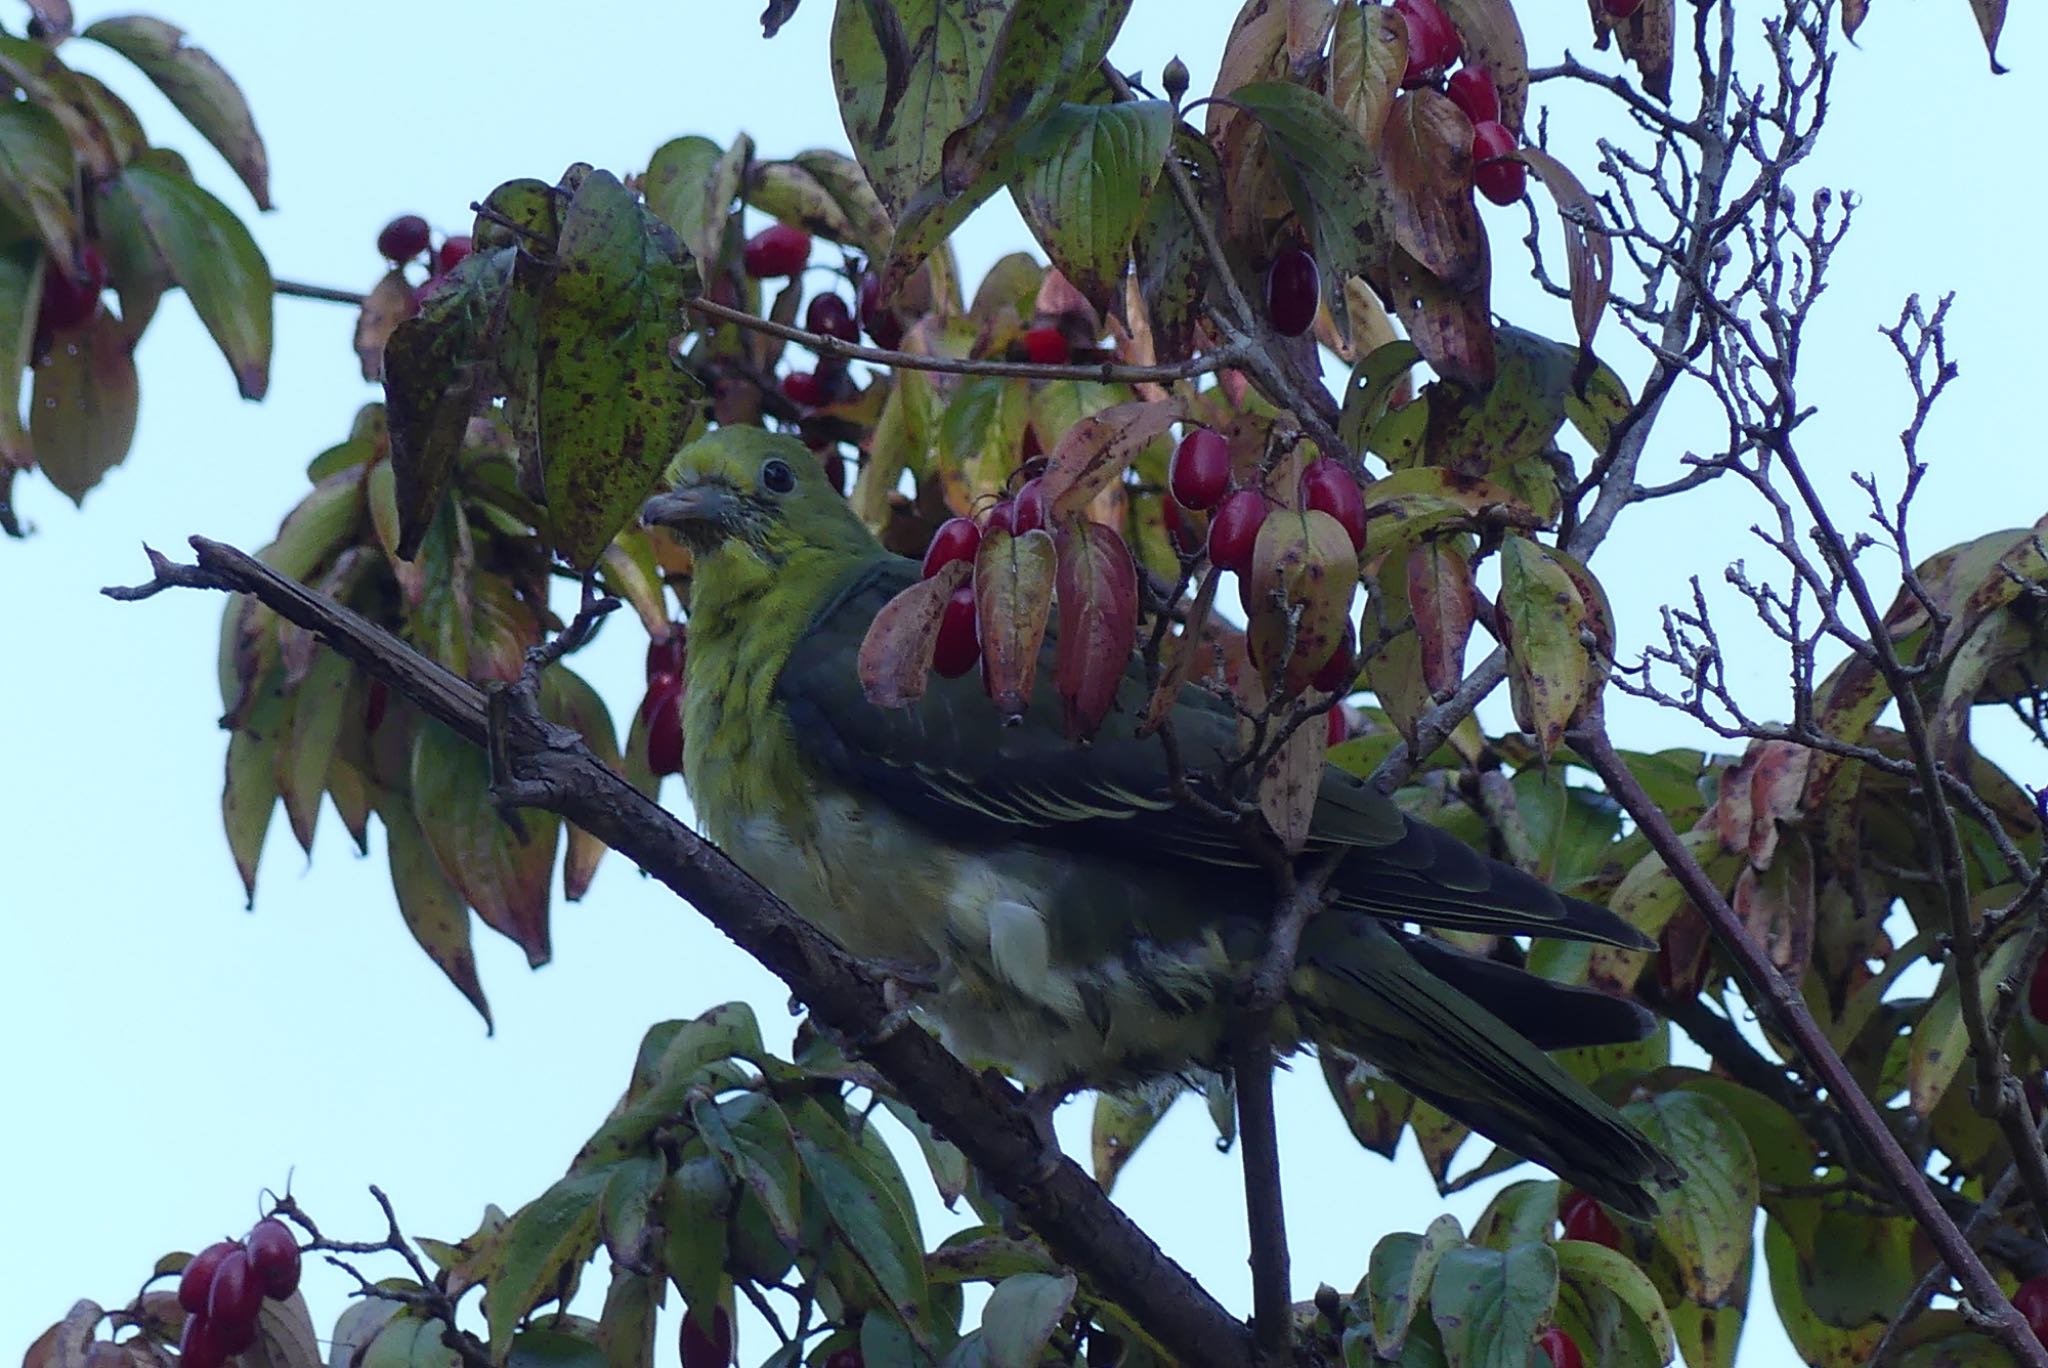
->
[641, 427, 1682, 1215]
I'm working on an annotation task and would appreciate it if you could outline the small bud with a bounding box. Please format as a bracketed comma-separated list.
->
[1162, 56, 1190, 106]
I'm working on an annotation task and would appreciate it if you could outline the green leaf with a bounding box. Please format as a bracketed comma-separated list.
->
[360, 1312, 463, 1368]
[1909, 909, 2028, 1115]
[1320, 1045, 1412, 1157]
[1226, 80, 1392, 315]
[1498, 534, 1591, 760]
[830, 0, 1009, 218]
[1381, 88, 1484, 289]
[745, 148, 894, 262]
[1763, 1218, 1881, 1366]
[275, 645, 349, 850]
[1370, 1215, 1464, 1357]
[1008, 100, 1171, 314]
[881, 1096, 971, 1207]
[1620, 1092, 1758, 1304]
[790, 1097, 930, 1322]
[410, 718, 559, 968]
[381, 793, 491, 1028]
[1470, 1180, 1559, 1253]
[643, 134, 747, 275]
[1429, 1241, 1558, 1368]
[540, 665, 622, 900]
[29, 306, 139, 502]
[1554, 1240, 1675, 1365]
[487, 1168, 612, 1356]
[1090, 1089, 1174, 1192]
[692, 1092, 802, 1246]
[941, 0, 1130, 194]
[81, 16, 270, 208]
[0, 102, 79, 264]
[980, 1272, 1076, 1368]
[96, 163, 271, 397]
[538, 169, 703, 569]
[507, 1326, 609, 1368]
[0, 246, 39, 470]
[598, 1155, 665, 1265]
[222, 669, 287, 905]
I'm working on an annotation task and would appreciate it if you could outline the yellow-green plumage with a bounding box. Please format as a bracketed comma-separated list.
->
[644, 427, 1682, 1215]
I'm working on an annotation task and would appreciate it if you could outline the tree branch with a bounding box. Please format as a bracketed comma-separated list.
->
[1570, 722, 2048, 1365]
[107, 537, 1257, 1368]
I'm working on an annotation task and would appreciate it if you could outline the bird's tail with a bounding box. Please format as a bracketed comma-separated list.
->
[1290, 913, 1684, 1218]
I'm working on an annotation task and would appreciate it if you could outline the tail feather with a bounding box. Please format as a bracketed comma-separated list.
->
[1395, 931, 1658, 1051]
[1293, 915, 1683, 1218]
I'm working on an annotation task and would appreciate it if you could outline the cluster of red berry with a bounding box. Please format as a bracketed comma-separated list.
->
[1387, 0, 1524, 206]
[376, 214, 473, 306]
[643, 626, 687, 778]
[33, 243, 107, 342]
[1159, 429, 1364, 742]
[174, 1217, 303, 1368]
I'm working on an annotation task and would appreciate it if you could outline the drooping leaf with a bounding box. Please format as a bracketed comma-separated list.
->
[1052, 517, 1138, 738]
[1130, 127, 1213, 363]
[859, 560, 972, 707]
[28, 306, 138, 502]
[980, 1272, 1076, 1368]
[382, 794, 491, 1028]
[1554, 1240, 1676, 1365]
[745, 148, 894, 261]
[1408, 537, 1476, 699]
[939, 0, 1133, 195]
[540, 665, 624, 900]
[1369, 1216, 1464, 1357]
[1327, 1, 1406, 148]
[1439, 0, 1531, 129]
[1909, 927, 2027, 1116]
[829, 0, 1010, 218]
[1246, 504, 1359, 695]
[788, 1098, 930, 1323]
[223, 671, 288, 905]
[975, 526, 1057, 719]
[81, 16, 270, 207]
[410, 719, 559, 968]
[353, 268, 418, 383]
[1498, 534, 1591, 759]
[1090, 1090, 1175, 1192]
[538, 169, 703, 569]
[1320, 1045, 1412, 1157]
[1381, 88, 1483, 290]
[1008, 99, 1171, 314]
[1388, 241, 1494, 386]
[0, 102, 79, 265]
[1621, 1092, 1758, 1304]
[1968, 0, 2008, 72]
[275, 645, 350, 851]
[644, 134, 748, 276]
[486, 1168, 612, 1356]
[0, 247, 39, 471]
[96, 162, 271, 397]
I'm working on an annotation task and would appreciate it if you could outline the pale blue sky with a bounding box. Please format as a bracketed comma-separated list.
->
[5, 3, 2040, 1365]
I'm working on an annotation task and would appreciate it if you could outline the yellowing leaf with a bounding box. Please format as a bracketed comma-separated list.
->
[976, 526, 1057, 719]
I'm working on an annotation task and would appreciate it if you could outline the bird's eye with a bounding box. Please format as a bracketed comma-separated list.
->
[761, 458, 796, 494]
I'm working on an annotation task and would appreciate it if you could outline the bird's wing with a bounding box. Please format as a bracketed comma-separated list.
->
[777, 557, 1649, 948]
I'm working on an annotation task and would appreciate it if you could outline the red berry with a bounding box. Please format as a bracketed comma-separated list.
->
[820, 448, 848, 495]
[1207, 490, 1269, 572]
[1326, 706, 1347, 747]
[825, 1350, 865, 1368]
[2016, 1277, 2048, 1340]
[1395, 0, 1462, 84]
[1314, 622, 1358, 695]
[983, 499, 1019, 537]
[1560, 1192, 1623, 1250]
[805, 293, 859, 343]
[858, 275, 904, 349]
[36, 243, 106, 333]
[363, 678, 390, 734]
[2029, 957, 2048, 1023]
[179, 1314, 227, 1368]
[246, 1218, 301, 1300]
[207, 1247, 265, 1329]
[933, 584, 980, 678]
[1536, 1328, 1583, 1368]
[923, 517, 981, 579]
[742, 224, 812, 278]
[1264, 249, 1320, 337]
[781, 370, 828, 407]
[644, 676, 684, 777]
[679, 1307, 732, 1368]
[1445, 65, 1501, 125]
[1301, 458, 1368, 551]
[435, 235, 472, 275]
[178, 1241, 239, 1315]
[1020, 426, 1043, 460]
[1169, 429, 1232, 512]
[1021, 326, 1071, 365]
[646, 627, 686, 682]
[376, 214, 432, 262]
[1013, 477, 1050, 534]
[1602, 0, 1644, 16]
[1471, 120, 1526, 205]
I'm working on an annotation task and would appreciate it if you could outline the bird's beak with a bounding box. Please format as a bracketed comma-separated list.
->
[641, 482, 737, 533]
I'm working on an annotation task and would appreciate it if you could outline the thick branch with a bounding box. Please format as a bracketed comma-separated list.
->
[1571, 723, 2048, 1365]
[109, 537, 1256, 1368]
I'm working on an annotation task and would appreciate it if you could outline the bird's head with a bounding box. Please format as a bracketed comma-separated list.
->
[640, 427, 878, 570]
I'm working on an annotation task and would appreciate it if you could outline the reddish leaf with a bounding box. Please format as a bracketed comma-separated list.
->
[1842, 0, 1869, 37]
[976, 526, 1058, 719]
[1520, 145, 1612, 358]
[29, 308, 139, 504]
[353, 268, 418, 383]
[1406, 538, 1475, 698]
[1388, 243, 1494, 386]
[1205, 0, 1293, 144]
[1438, 0, 1531, 130]
[1039, 397, 1182, 515]
[410, 719, 558, 968]
[858, 560, 973, 708]
[1259, 705, 1327, 854]
[1053, 518, 1139, 738]
[1140, 568, 1222, 735]
[1601, 0, 1674, 103]
[1381, 88, 1484, 290]
[1246, 505, 1359, 695]
[1733, 832, 1815, 983]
